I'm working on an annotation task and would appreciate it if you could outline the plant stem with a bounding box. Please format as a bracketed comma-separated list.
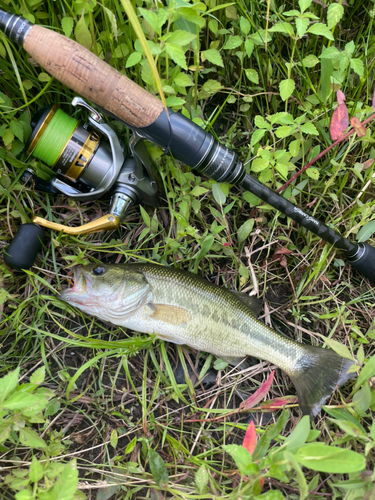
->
[276, 111, 375, 194]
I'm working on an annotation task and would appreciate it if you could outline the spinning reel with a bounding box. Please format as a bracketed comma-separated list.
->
[4, 97, 163, 269]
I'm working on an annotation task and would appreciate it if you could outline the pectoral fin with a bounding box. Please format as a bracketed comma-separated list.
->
[150, 304, 192, 326]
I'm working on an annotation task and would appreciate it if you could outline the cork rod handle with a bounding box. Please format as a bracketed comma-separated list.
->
[23, 25, 164, 128]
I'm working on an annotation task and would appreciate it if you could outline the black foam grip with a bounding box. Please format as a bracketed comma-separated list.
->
[347, 243, 375, 286]
[3, 223, 45, 270]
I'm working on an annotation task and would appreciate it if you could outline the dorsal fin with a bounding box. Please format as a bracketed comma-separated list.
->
[230, 291, 263, 316]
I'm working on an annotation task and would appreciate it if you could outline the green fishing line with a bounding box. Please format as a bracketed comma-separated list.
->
[32, 109, 78, 166]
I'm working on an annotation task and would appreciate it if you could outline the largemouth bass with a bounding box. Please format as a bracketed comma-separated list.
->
[60, 263, 355, 418]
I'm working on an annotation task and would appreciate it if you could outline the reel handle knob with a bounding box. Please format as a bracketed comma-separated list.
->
[3, 223, 45, 270]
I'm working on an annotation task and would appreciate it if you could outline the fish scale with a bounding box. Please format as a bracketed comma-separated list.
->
[60, 262, 356, 418]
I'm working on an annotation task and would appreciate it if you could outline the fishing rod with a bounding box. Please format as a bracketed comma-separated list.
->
[1, 9, 374, 284]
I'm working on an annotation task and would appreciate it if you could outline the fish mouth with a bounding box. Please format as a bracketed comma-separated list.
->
[60, 266, 89, 303]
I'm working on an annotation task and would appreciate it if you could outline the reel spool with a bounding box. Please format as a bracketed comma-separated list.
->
[3, 98, 163, 270]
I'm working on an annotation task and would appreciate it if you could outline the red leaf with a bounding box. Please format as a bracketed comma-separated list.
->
[363, 159, 375, 170]
[239, 371, 275, 411]
[330, 102, 349, 140]
[242, 420, 257, 455]
[337, 89, 346, 104]
[350, 116, 366, 137]
[260, 395, 298, 411]
[273, 247, 293, 257]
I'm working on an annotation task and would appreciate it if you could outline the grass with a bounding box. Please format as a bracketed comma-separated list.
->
[1, 0, 375, 498]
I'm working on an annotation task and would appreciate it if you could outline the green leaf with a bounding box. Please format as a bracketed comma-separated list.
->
[275, 126, 293, 138]
[284, 415, 310, 449]
[305, 167, 320, 180]
[148, 449, 169, 486]
[243, 191, 261, 206]
[294, 444, 366, 473]
[52, 460, 78, 500]
[299, 0, 312, 13]
[30, 367, 45, 385]
[223, 35, 243, 50]
[244, 68, 259, 84]
[3, 392, 41, 411]
[178, 8, 205, 28]
[319, 46, 340, 59]
[214, 358, 229, 370]
[190, 186, 209, 196]
[257, 491, 285, 500]
[324, 338, 353, 360]
[208, 19, 218, 35]
[61, 17, 74, 38]
[250, 128, 267, 147]
[356, 220, 375, 242]
[126, 52, 142, 68]
[165, 43, 187, 69]
[195, 465, 209, 494]
[251, 158, 269, 172]
[289, 139, 300, 156]
[240, 17, 250, 35]
[237, 219, 254, 245]
[29, 456, 44, 483]
[19, 428, 47, 449]
[102, 6, 118, 39]
[173, 73, 193, 86]
[279, 79, 295, 101]
[163, 30, 196, 46]
[114, 43, 129, 59]
[195, 234, 214, 266]
[202, 49, 224, 67]
[244, 39, 254, 57]
[307, 23, 334, 40]
[350, 58, 364, 77]
[327, 3, 344, 30]
[323, 407, 366, 433]
[75, 13, 91, 50]
[110, 429, 118, 449]
[0, 367, 19, 404]
[353, 382, 372, 415]
[0, 41, 6, 59]
[165, 96, 185, 107]
[284, 451, 309, 500]
[212, 183, 226, 205]
[125, 436, 137, 454]
[139, 8, 160, 35]
[139, 205, 150, 228]
[300, 122, 318, 135]
[38, 72, 51, 83]
[199, 79, 223, 97]
[301, 54, 319, 68]
[296, 17, 309, 38]
[223, 444, 260, 475]
[253, 410, 290, 461]
[269, 22, 294, 36]
[328, 418, 367, 439]
[15, 491, 32, 500]
[355, 355, 375, 388]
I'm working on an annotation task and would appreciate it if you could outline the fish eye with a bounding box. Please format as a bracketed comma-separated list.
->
[92, 266, 106, 276]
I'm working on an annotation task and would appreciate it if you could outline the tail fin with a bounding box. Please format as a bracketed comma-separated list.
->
[289, 346, 356, 419]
